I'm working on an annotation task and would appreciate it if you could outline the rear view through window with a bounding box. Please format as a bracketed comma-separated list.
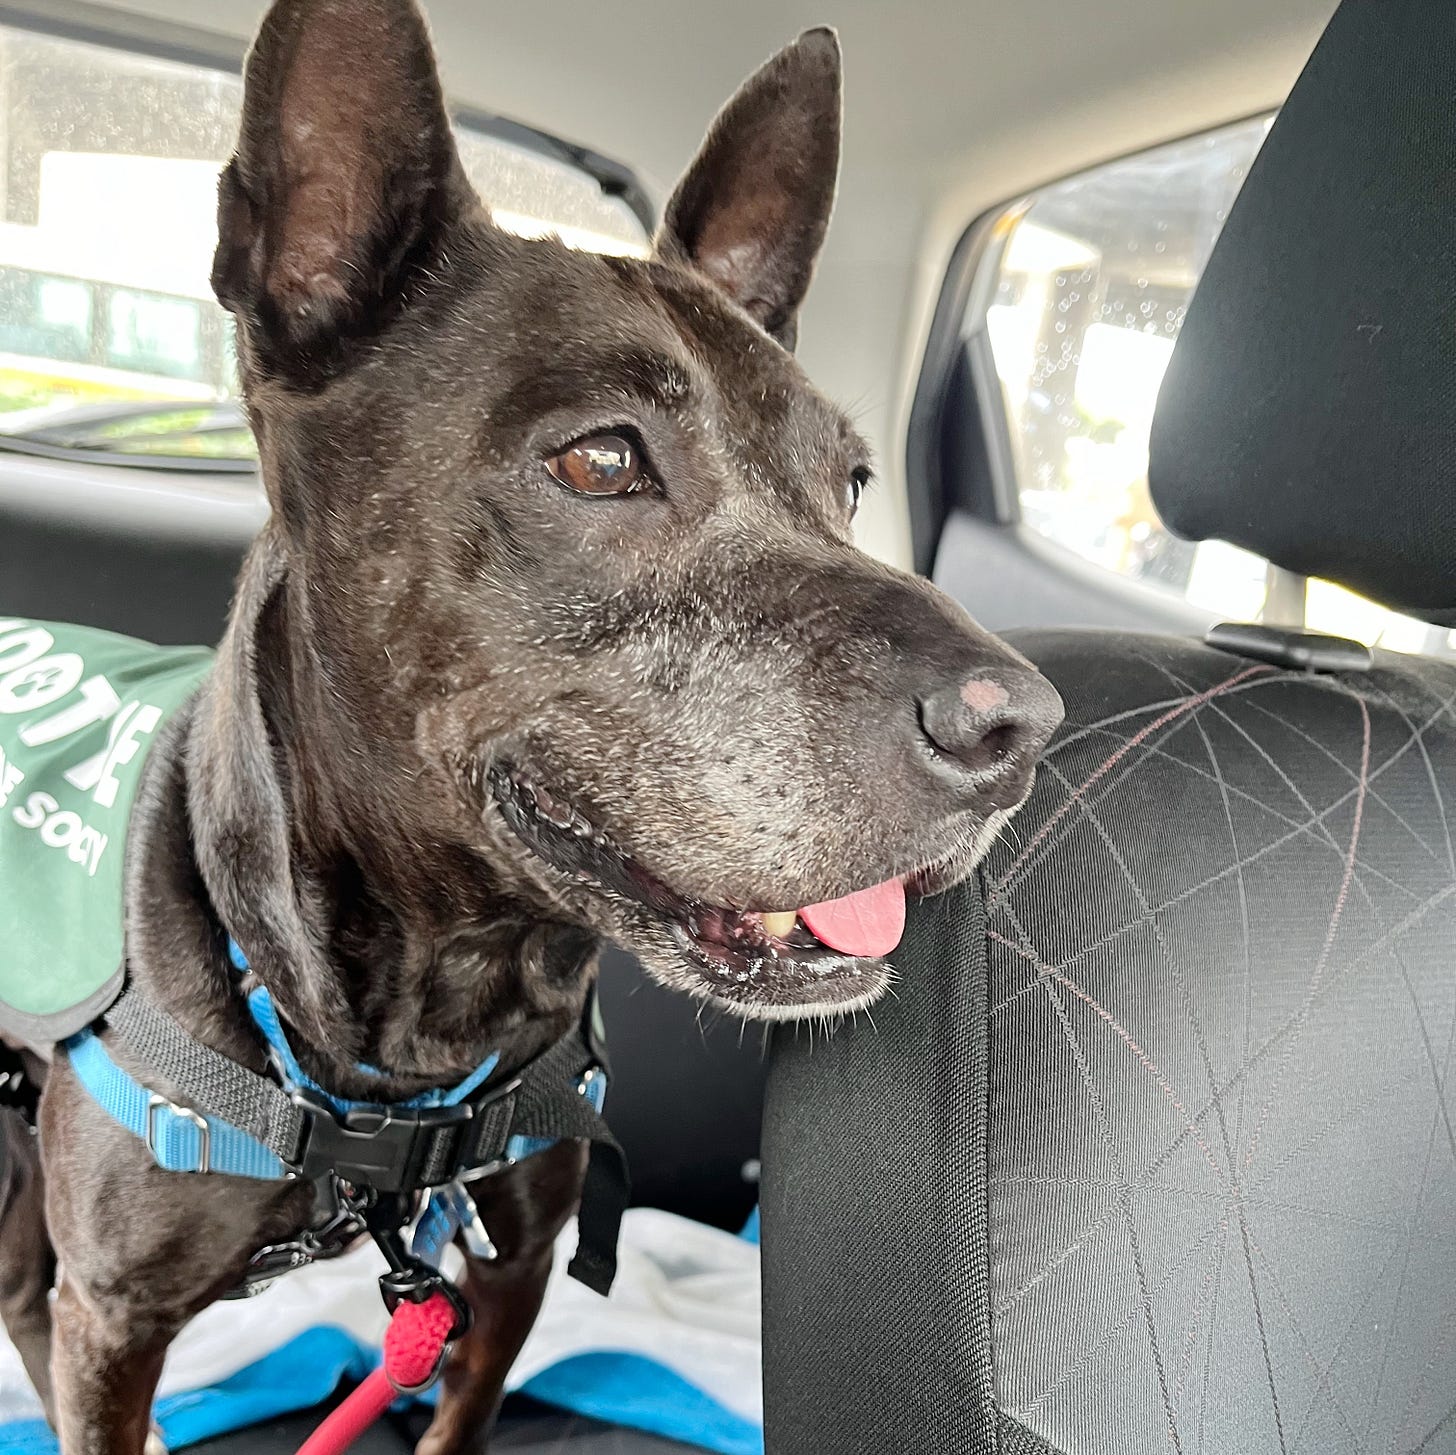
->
[975, 117, 1451, 655]
[0, 24, 648, 466]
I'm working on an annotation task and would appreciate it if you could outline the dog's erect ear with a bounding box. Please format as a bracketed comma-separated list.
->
[213, 0, 470, 374]
[657, 28, 841, 351]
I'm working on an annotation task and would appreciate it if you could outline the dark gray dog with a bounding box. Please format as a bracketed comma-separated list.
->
[0, 1, 1062, 1449]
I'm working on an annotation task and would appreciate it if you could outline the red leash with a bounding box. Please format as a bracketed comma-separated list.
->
[297, 1291, 460, 1455]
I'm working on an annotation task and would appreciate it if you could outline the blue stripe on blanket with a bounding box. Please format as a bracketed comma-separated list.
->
[0, 1332, 762, 1455]
[0, 1327, 373, 1455]
[524, 1354, 762, 1455]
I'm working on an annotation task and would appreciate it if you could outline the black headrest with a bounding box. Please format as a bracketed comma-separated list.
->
[1149, 0, 1456, 628]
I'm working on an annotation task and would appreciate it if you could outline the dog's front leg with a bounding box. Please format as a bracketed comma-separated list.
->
[49, 1275, 172, 1455]
[41, 1061, 312, 1455]
[0, 1107, 55, 1423]
[416, 1140, 589, 1455]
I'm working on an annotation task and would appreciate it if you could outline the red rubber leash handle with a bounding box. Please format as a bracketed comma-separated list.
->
[295, 1293, 459, 1455]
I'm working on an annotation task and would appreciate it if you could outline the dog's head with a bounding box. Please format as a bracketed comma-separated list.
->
[213, 0, 1063, 1021]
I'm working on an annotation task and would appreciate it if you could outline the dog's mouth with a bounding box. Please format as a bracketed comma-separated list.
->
[487, 766, 948, 1018]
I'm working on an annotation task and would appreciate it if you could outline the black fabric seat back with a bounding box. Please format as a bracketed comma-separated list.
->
[763, 631, 1456, 1452]
[597, 946, 764, 1229]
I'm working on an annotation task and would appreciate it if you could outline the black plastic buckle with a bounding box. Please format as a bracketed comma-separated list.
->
[289, 1092, 473, 1193]
[287, 1074, 522, 1193]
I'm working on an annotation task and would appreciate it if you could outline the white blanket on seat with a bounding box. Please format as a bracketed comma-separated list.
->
[0, 1209, 762, 1454]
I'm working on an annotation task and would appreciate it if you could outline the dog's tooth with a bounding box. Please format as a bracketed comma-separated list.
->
[760, 910, 798, 939]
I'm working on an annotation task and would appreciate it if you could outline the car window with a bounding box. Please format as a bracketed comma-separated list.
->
[0, 24, 648, 466]
[972, 116, 1450, 656]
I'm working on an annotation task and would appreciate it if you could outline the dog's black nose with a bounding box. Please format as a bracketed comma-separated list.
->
[917, 666, 1064, 808]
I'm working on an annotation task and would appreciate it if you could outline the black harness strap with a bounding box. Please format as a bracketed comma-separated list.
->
[506, 1026, 628, 1295]
[106, 983, 306, 1162]
[102, 983, 627, 1292]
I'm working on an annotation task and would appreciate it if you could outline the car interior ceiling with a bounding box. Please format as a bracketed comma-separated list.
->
[6, 0, 1455, 1449]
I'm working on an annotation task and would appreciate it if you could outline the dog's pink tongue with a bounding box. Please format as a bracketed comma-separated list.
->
[799, 877, 906, 958]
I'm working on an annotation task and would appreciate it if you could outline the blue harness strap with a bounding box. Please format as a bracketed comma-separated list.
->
[64, 938, 626, 1297]
[230, 941, 501, 1115]
[66, 939, 605, 1179]
[67, 1030, 286, 1178]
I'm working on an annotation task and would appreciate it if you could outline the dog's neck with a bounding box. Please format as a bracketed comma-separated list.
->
[174, 531, 595, 1097]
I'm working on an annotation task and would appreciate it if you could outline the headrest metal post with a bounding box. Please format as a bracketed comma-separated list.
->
[1261, 565, 1308, 631]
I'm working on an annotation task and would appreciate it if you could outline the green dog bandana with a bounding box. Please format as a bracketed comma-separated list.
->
[0, 617, 213, 1041]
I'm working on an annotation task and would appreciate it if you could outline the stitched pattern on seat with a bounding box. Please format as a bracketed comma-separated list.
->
[983, 633, 1456, 1455]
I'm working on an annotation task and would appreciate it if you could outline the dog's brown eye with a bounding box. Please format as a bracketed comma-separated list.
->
[546, 435, 648, 496]
[847, 466, 872, 515]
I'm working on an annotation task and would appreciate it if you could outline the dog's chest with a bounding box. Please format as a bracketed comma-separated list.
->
[0, 616, 213, 1041]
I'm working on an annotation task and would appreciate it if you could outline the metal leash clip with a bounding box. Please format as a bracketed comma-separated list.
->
[227, 1198, 368, 1298]
[411, 1180, 499, 1265]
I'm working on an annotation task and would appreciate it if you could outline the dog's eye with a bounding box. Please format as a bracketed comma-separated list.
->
[846, 466, 872, 515]
[546, 435, 649, 496]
